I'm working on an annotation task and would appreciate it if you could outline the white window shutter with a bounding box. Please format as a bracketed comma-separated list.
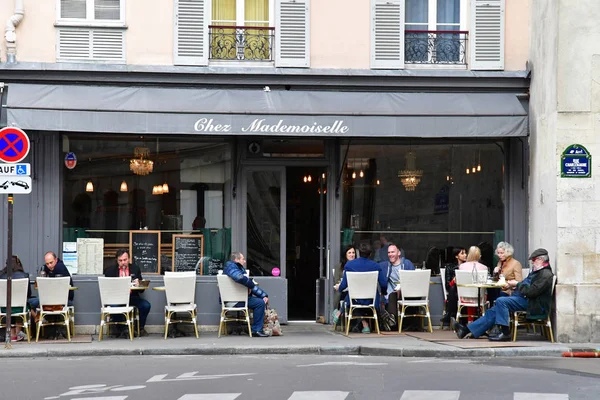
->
[275, 0, 310, 68]
[370, 0, 404, 69]
[470, 0, 505, 70]
[174, 0, 211, 66]
[57, 28, 124, 63]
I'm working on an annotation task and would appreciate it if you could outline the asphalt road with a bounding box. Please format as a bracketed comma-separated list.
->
[6, 355, 600, 400]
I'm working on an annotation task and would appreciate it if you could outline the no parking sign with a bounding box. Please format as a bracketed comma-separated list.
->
[0, 127, 30, 163]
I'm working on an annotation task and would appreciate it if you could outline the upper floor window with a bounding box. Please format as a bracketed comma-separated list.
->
[405, 0, 467, 64]
[56, 0, 125, 63]
[59, 0, 124, 24]
[210, 0, 274, 61]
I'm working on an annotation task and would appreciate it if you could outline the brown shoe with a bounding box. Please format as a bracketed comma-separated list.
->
[139, 328, 149, 337]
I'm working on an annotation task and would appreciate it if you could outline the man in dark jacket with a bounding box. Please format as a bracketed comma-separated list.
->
[104, 249, 151, 336]
[223, 252, 269, 337]
[453, 248, 554, 341]
[29, 251, 74, 311]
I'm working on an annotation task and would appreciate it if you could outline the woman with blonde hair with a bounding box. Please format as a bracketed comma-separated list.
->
[459, 246, 489, 272]
[493, 241, 523, 296]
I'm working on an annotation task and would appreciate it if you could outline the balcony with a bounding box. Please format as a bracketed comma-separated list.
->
[405, 30, 468, 65]
[209, 25, 274, 62]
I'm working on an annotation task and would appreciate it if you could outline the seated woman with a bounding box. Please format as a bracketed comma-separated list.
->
[332, 245, 357, 325]
[0, 255, 31, 341]
[459, 246, 489, 272]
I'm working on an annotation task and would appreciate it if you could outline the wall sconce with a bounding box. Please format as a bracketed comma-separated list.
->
[85, 181, 94, 192]
[120, 181, 128, 192]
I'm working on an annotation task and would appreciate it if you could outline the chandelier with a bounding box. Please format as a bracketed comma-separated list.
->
[130, 147, 154, 176]
[398, 151, 423, 191]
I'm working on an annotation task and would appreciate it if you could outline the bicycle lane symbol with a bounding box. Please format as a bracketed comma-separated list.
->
[43, 384, 146, 399]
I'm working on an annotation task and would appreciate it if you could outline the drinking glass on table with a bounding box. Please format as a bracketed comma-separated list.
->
[130, 274, 139, 287]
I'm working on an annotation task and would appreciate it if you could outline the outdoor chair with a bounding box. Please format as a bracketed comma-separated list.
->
[35, 277, 71, 342]
[397, 269, 433, 333]
[216, 274, 252, 338]
[512, 275, 557, 343]
[97, 276, 135, 341]
[344, 271, 380, 336]
[163, 272, 199, 339]
[439, 267, 447, 329]
[455, 270, 488, 321]
[0, 278, 31, 343]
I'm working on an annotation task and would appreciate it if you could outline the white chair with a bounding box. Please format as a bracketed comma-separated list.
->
[216, 274, 252, 337]
[439, 268, 447, 329]
[397, 270, 433, 333]
[0, 278, 31, 343]
[344, 271, 380, 336]
[36, 277, 71, 342]
[512, 275, 557, 342]
[163, 272, 199, 339]
[97, 277, 135, 341]
[455, 270, 488, 321]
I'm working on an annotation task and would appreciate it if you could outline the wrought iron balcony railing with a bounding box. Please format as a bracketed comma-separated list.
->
[209, 25, 274, 61]
[405, 30, 468, 65]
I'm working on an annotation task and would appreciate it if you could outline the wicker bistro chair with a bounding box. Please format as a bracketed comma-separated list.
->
[216, 274, 253, 338]
[35, 277, 72, 342]
[97, 277, 136, 341]
[163, 272, 199, 339]
[397, 269, 433, 333]
[344, 271, 380, 336]
[0, 278, 31, 343]
[512, 275, 557, 343]
[455, 270, 488, 320]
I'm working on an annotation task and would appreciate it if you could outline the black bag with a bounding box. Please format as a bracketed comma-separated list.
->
[378, 300, 397, 331]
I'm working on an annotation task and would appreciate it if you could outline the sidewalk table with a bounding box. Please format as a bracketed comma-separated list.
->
[456, 282, 505, 317]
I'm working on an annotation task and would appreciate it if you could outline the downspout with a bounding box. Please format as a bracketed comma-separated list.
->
[5, 0, 24, 63]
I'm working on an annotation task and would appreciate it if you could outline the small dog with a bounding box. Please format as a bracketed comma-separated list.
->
[263, 308, 283, 336]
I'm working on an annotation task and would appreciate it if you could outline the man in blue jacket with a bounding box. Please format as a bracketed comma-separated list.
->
[223, 252, 269, 337]
[379, 243, 415, 318]
[334, 242, 387, 333]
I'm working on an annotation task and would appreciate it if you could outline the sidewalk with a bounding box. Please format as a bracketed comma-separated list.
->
[1, 323, 596, 358]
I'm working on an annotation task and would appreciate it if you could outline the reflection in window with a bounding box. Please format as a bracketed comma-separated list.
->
[62, 134, 232, 274]
[341, 143, 504, 270]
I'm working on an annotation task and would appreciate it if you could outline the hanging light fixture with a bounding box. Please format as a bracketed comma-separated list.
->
[359, 170, 364, 178]
[472, 167, 476, 173]
[322, 173, 326, 179]
[85, 181, 94, 192]
[162, 183, 169, 193]
[398, 151, 423, 191]
[477, 150, 482, 172]
[120, 181, 128, 192]
[466, 168, 470, 175]
[303, 176, 308, 183]
[307, 175, 312, 182]
[352, 170, 357, 179]
[376, 179, 380, 185]
[130, 147, 154, 176]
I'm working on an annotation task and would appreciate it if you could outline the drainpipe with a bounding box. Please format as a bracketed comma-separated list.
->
[5, 0, 24, 63]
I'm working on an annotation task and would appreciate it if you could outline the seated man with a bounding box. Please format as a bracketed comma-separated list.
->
[104, 249, 151, 337]
[453, 248, 554, 341]
[29, 251, 75, 311]
[223, 252, 269, 337]
[335, 242, 387, 333]
[379, 243, 414, 319]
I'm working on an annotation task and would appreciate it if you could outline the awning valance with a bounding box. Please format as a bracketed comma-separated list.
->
[5, 84, 528, 138]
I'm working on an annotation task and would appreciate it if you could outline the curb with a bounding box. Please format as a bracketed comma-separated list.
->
[0, 345, 576, 359]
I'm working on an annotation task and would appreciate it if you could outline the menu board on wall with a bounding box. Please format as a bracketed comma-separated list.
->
[129, 230, 161, 274]
[76, 238, 104, 275]
[172, 234, 204, 274]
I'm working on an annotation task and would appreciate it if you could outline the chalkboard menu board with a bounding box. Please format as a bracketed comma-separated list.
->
[172, 234, 204, 274]
[129, 230, 161, 274]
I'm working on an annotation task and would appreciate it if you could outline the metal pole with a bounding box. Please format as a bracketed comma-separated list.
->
[4, 194, 13, 349]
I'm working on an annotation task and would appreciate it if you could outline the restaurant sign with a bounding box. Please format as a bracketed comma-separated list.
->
[561, 144, 591, 178]
[193, 117, 349, 135]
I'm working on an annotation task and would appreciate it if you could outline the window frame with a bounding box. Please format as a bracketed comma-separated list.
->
[212, 0, 274, 27]
[56, 0, 126, 28]
[405, 0, 467, 32]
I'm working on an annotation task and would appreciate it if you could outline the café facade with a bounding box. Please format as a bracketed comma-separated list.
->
[0, 66, 530, 329]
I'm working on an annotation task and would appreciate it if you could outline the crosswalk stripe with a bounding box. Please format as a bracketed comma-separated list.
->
[288, 391, 349, 400]
[71, 397, 128, 400]
[400, 391, 461, 400]
[178, 395, 241, 400]
[514, 393, 568, 400]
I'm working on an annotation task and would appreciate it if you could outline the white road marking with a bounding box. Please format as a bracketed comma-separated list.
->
[296, 361, 388, 367]
[147, 372, 256, 383]
[178, 395, 241, 400]
[288, 391, 349, 400]
[71, 397, 127, 400]
[514, 394, 569, 400]
[399, 390, 461, 400]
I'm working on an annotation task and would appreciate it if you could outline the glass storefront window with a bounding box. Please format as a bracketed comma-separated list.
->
[62, 134, 232, 274]
[340, 142, 504, 272]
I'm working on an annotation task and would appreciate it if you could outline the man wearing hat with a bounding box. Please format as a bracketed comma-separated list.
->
[453, 248, 554, 341]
